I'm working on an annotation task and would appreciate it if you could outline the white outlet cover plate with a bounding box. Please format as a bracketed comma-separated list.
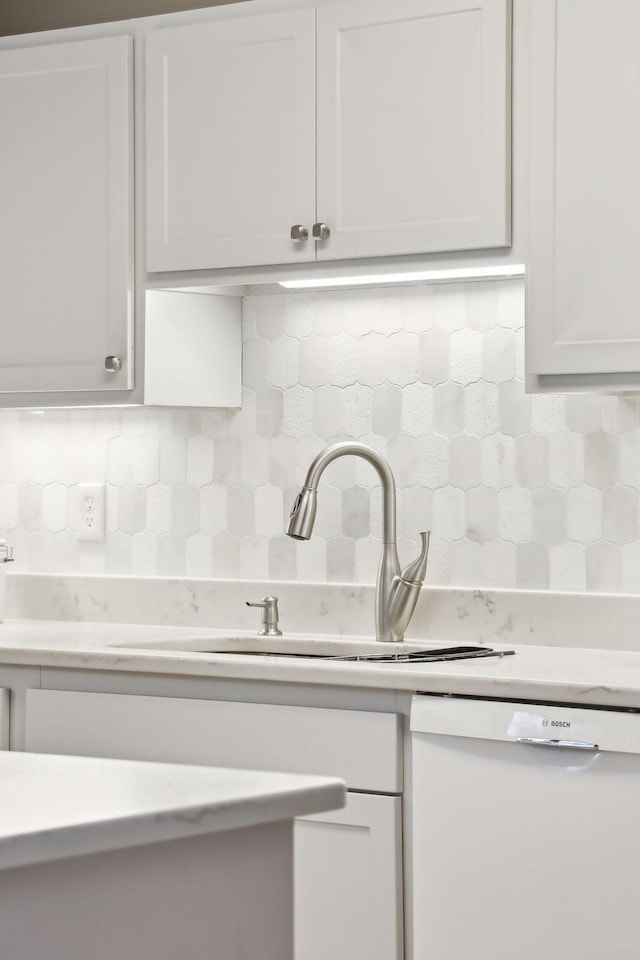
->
[75, 483, 106, 542]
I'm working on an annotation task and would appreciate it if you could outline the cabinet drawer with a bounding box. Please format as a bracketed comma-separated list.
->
[25, 690, 402, 793]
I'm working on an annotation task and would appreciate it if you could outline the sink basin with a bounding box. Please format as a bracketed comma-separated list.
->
[110, 635, 514, 664]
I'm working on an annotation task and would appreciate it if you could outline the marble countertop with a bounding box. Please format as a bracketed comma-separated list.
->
[1, 616, 640, 708]
[0, 750, 345, 871]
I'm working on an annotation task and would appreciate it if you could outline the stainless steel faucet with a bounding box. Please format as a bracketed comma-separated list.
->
[286, 441, 429, 642]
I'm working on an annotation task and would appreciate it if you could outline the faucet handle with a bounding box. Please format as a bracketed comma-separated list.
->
[400, 531, 430, 584]
[246, 596, 282, 637]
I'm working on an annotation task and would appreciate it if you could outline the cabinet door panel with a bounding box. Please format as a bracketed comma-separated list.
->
[295, 793, 403, 960]
[316, 0, 512, 261]
[527, 0, 640, 376]
[146, 10, 316, 271]
[0, 37, 133, 393]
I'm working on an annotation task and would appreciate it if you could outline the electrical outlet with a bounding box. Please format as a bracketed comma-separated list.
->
[75, 483, 106, 542]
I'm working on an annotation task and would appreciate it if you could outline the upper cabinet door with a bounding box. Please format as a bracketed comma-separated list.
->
[145, 10, 317, 272]
[527, 0, 640, 377]
[315, 0, 512, 261]
[0, 36, 133, 394]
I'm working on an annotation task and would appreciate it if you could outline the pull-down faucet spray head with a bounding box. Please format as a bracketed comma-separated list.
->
[287, 487, 318, 541]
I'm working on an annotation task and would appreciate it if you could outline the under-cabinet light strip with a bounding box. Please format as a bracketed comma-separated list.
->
[279, 264, 526, 290]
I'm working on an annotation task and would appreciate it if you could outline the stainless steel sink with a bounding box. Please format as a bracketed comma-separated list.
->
[110, 635, 514, 663]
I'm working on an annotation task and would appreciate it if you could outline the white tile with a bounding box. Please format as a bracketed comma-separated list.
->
[298, 335, 330, 388]
[41, 482, 67, 534]
[516, 541, 550, 590]
[387, 434, 418, 489]
[119, 485, 148, 536]
[387, 330, 419, 386]
[549, 542, 586, 592]
[532, 488, 566, 546]
[239, 534, 269, 581]
[200, 483, 228, 537]
[146, 483, 173, 536]
[448, 538, 483, 586]
[159, 436, 187, 487]
[498, 486, 532, 543]
[620, 429, 640, 487]
[566, 485, 602, 544]
[255, 484, 284, 539]
[313, 384, 343, 439]
[465, 487, 499, 544]
[547, 430, 584, 490]
[432, 485, 465, 541]
[372, 383, 403, 437]
[328, 333, 359, 387]
[585, 541, 621, 592]
[269, 336, 299, 389]
[464, 380, 499, 439]
[530, 394, 565, 436]
[515, 434, 548, 490]
[171, 485, 200, 538]
[131, 533, 159, 576]
[621, 541, 640, 593]
[358, 331, 388, 386]
[497, 379, 531, 438]
[482, 326, 515, 384]
[401, 381, 434, 438]
[449, 328, 483, 386]
[481, 434, 515, 489]
[418, 330, 450, 386]
[448, 434, 482, 490]
[433, 382, 466, 438]
[256, 295, 285, 340]
[242, 338, 270, 390]
[482, 540, 517, 588]
[602, 485, 639, 545]
[227, 486, 255, 538]
[584, 431, 620, 488]
[564, 394, 603, 435]
[283, 385, 314, 438]
[342, 384, 373, 439]
[240, 436, 270, 488]
[417, 433, 449, 489]
[342, 485, 371, 540]
[211, 532, 241, 579]
[186, 435, 214, 488]
[185, 532, 214, 579]
[326, 537, 356, 583]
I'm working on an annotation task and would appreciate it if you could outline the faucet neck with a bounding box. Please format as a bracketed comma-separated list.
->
[302, 441, 397, 546]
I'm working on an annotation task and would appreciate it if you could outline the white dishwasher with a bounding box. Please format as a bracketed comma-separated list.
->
[411, 694, 640, 959]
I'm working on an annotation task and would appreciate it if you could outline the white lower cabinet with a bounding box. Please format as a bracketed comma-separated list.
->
[295, 793, 403, 960]
[24, 688, 404, 960]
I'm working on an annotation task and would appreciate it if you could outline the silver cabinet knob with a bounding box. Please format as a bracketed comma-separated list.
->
[104, 356, 123, 373]
[312, 222, 331, 240]
[290, 224, 309, 242]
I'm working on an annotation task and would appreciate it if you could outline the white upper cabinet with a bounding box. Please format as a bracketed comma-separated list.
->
[315, 0, 512, 261]
[526, 0, 640, 383]
[146, 0, 512, 273]
[145, 9, 317, 271]
[0, 36, 134, 397]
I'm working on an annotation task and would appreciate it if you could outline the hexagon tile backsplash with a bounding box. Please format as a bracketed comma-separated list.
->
[2, 277, 640, 593]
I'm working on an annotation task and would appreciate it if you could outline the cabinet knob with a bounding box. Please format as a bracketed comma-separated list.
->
[290, 224, 309, 242]
[312, 222, 331, 240]
[104, 356, 123, 373]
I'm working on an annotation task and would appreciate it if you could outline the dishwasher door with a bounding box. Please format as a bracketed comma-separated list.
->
[410, 695, 640, 960]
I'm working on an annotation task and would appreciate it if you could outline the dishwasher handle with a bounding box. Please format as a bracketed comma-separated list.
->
[517, 736, 599, 751]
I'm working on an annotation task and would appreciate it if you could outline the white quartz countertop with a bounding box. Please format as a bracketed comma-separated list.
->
[1, 616, 640, 708]
[0, 750, 345, 871]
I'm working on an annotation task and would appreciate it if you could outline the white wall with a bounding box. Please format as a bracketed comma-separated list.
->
[1, 278, 639, 593]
